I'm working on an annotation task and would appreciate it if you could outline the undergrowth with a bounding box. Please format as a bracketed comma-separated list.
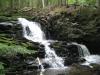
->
[0, 43, 36, 57]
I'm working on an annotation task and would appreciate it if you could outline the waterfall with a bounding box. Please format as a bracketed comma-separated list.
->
[18, 18, 64, 68]
[70, 42, 90, 57]
[78, 44, 90, 57]
[70, 42, 100, 67]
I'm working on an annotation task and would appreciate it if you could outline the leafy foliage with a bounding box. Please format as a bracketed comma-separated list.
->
[0, 43, 35, 57]
[0, 0, 98, 11]
[0, 62, 5, 75]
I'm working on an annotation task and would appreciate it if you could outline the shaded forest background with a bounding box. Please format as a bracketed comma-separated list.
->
[0, 0, 100, 53]
[0, 0, 100, 75]
[0, 0, 100, 54]
[0, 0, 99, 11]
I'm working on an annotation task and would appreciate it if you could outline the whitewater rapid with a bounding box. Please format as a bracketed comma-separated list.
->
[18, 18, 64, 68]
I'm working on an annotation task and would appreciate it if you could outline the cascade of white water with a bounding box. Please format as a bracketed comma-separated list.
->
[70, 42, 90, 57]
[18, 18, 64, 68]
[70, 43, 100, 67]
[78, 44, 90, 57]
[18, 18, 100, 69]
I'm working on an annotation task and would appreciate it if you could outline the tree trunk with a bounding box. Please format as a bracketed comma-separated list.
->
[45, 0, 48, 6]
[63, 0, 67, 6]
[18, 0, 20, 9]
[37, 0, 42, 8]
[58, 0, 62, 6]
[10, 0, 14, 9]
[42, 0, 45, 8]
[96, 0, 100, 8]
[61, 0, 63, 6]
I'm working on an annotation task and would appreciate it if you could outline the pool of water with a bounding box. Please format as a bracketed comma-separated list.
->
[35, 67, 70, 75]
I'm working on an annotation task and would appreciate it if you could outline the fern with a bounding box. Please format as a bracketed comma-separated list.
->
[0, 43, 36, 57]
[0, 62, 5, 75]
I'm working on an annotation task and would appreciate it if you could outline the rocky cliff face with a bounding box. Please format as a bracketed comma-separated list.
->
[32, 7, 100, 55]
[0, 21, 44, 73]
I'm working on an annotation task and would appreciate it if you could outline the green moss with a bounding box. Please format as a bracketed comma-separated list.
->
[0, 34, 17, 46]
[0, 43, 36, 57]
[0, 14, 32, 22]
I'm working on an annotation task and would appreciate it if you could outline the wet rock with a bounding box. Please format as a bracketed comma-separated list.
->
[50, 41, 89, 66]
[39, 44, 45, 49]
[26, 42, 40, 50]
[43, 63, 50, 68]
[26, 64, 39, 70]
[37, 51, 45, 58]
[78, 58, 86, 63]
[64, 57, 80, 65]
[0, 22, 13, 33]
[37, 44, 45, 58]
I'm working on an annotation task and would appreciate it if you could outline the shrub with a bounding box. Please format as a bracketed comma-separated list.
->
[0, 62, 5, 75]
[0, 43, 36, 57]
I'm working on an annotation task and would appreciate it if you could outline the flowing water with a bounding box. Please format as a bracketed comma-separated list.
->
[18, 18, 64, 69]
[18, 18, 100, 75]
[71, 43, 100, 67]
[68, 42, 90, 57]
[81, 55, 100, 67]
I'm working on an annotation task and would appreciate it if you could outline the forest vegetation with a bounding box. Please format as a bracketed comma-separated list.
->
[0, 0, 100, 75]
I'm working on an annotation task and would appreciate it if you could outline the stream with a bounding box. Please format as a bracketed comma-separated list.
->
[0, 19, 100, 75]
